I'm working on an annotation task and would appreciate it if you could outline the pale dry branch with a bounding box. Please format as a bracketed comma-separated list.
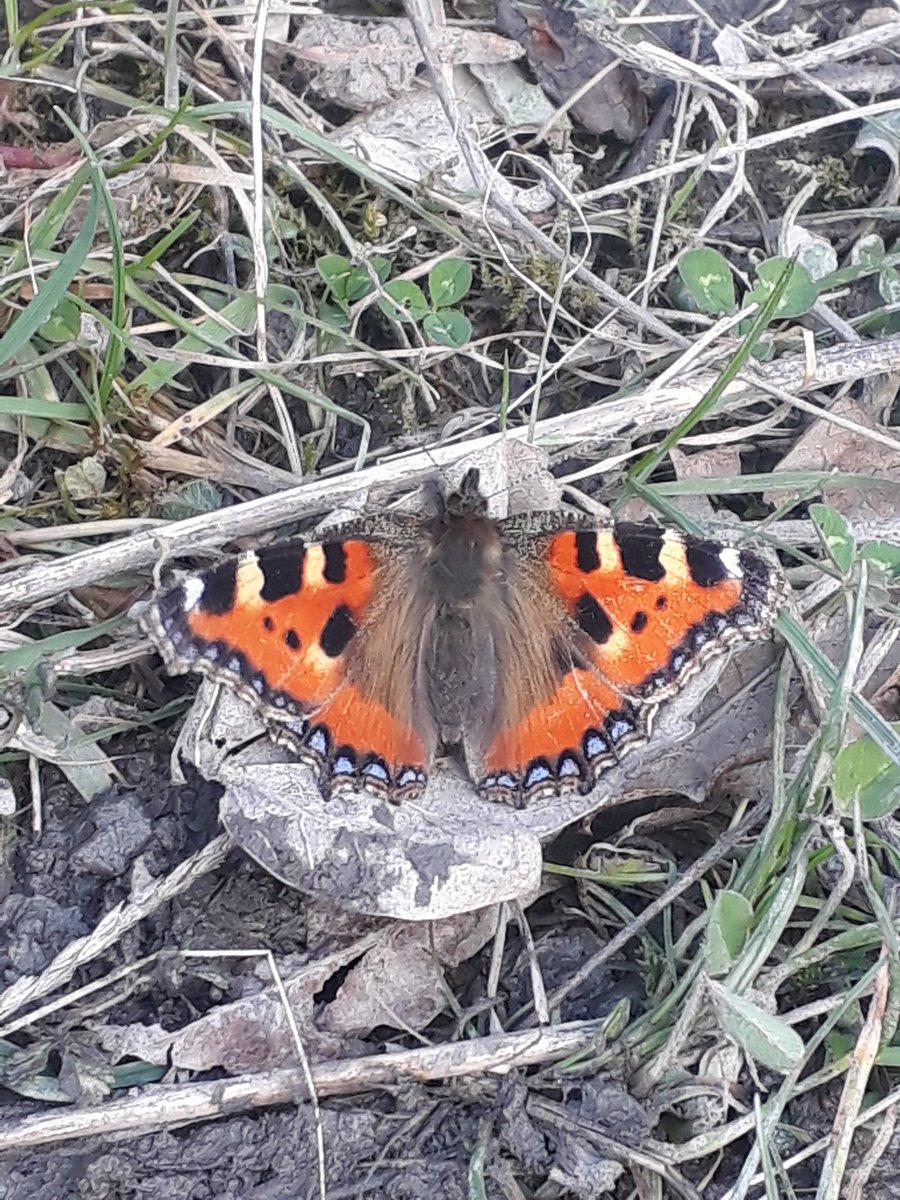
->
[0, 1021, 598, 1153]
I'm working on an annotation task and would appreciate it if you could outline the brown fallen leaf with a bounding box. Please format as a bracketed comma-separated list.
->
[0, 144, 78, 169]
[495, 0, 647, 139]
[323, 909, 500, 1035]
[764, 393, 900, 522]
[95, 911, 500, 1071]
[95, 941, 374, 1073]
[19, 280, 113, 302]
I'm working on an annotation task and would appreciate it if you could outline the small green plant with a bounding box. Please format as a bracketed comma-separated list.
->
[740, 257, 817, 325]
[853, 233, 900, 315]
[675, 246, 736, 316]
[833, 731, 900, 821]
[315, 253, 391, 352]
[317, 253, 392, 314]
[675, 234, 900, 340]
[673, 247, 817, 330]
[807, 501, 900, 822]
[316, 254, 473, 349]
[810, 502, 900, 582]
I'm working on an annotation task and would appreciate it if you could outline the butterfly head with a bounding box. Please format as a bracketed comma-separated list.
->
[421, 468, 504, 605]
[442, 467, 488, 519]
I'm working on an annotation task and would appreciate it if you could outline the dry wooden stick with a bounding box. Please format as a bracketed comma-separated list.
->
[0, 1020, 597, 1153]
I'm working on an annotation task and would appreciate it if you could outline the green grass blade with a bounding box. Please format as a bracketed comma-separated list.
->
[778, 610, 900, 765]
[0, 171, 100, 371]
[55, 106, 127, 418]
[627, 258, 798, 492]
[0, 397, 92, 420]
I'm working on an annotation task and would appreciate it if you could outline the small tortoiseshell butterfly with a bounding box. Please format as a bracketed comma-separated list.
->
[141, 468, 787, 806]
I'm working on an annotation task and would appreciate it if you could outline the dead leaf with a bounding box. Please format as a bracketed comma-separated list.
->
[323, 909, 499, 1035]
[60, 456, 107, 501]
[282, 16, 521, 111]
[70, 585, 142, 620]
[0, 429, 27, 506]
[870, 665, 900, 720]
[333, 80, 562, 213]
[97, 940, 377, 1072]
[0, 144, 79, 170]
[97, 912, 500, 1070]
[332, 82, 491, 195]
[495, 0, 647, 139]
[469, 59, 561, 129]
[764, 394, 900, 521]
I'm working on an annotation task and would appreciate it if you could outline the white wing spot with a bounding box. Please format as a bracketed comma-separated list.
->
[182, 577, 206, 611]
[719, 547, 742, 577]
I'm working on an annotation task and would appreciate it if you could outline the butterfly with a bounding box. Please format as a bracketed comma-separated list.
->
[140, 468, 787, 807]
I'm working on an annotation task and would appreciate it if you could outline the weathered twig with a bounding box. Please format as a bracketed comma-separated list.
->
[0, 1020, 597, 1153]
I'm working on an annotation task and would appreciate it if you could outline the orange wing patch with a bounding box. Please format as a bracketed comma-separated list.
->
[309, 683, 426, 797]
[142, 536, 427, 800]
[481, 668, 630, 799]
[480, 523, 782, 804]
[546, 526, 749, 688]
[179, 540, 375, 705]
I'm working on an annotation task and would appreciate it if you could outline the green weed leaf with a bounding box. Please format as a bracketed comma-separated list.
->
[0, 615, 124, 677]
[860, 541, 900, 577]
[378, 280, 429, 322]
[810, 503, 855, 574]
[40, 295, 81, 344]
[344, 257, 391, 304]
[833, 732, 900, 820]
[706, 890, 754, 977]
[853, 232, 885, 269]
[157, 479, 224, 520]
[422, 309, 472, 348]
[709, 981, 805, 1074]
[316, 255, 354, 305]
[316, 298, 351, 354]
[744, 257, 817, 321]
[429, 258, 472, 308]
[678, 248, 735, 315]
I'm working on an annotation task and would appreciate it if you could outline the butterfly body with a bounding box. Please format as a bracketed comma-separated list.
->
[142, 469, 786, 806]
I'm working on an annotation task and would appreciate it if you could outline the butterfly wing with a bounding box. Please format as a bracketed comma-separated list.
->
[476, 520, 786, 803]
[142, 531, 433, 801]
